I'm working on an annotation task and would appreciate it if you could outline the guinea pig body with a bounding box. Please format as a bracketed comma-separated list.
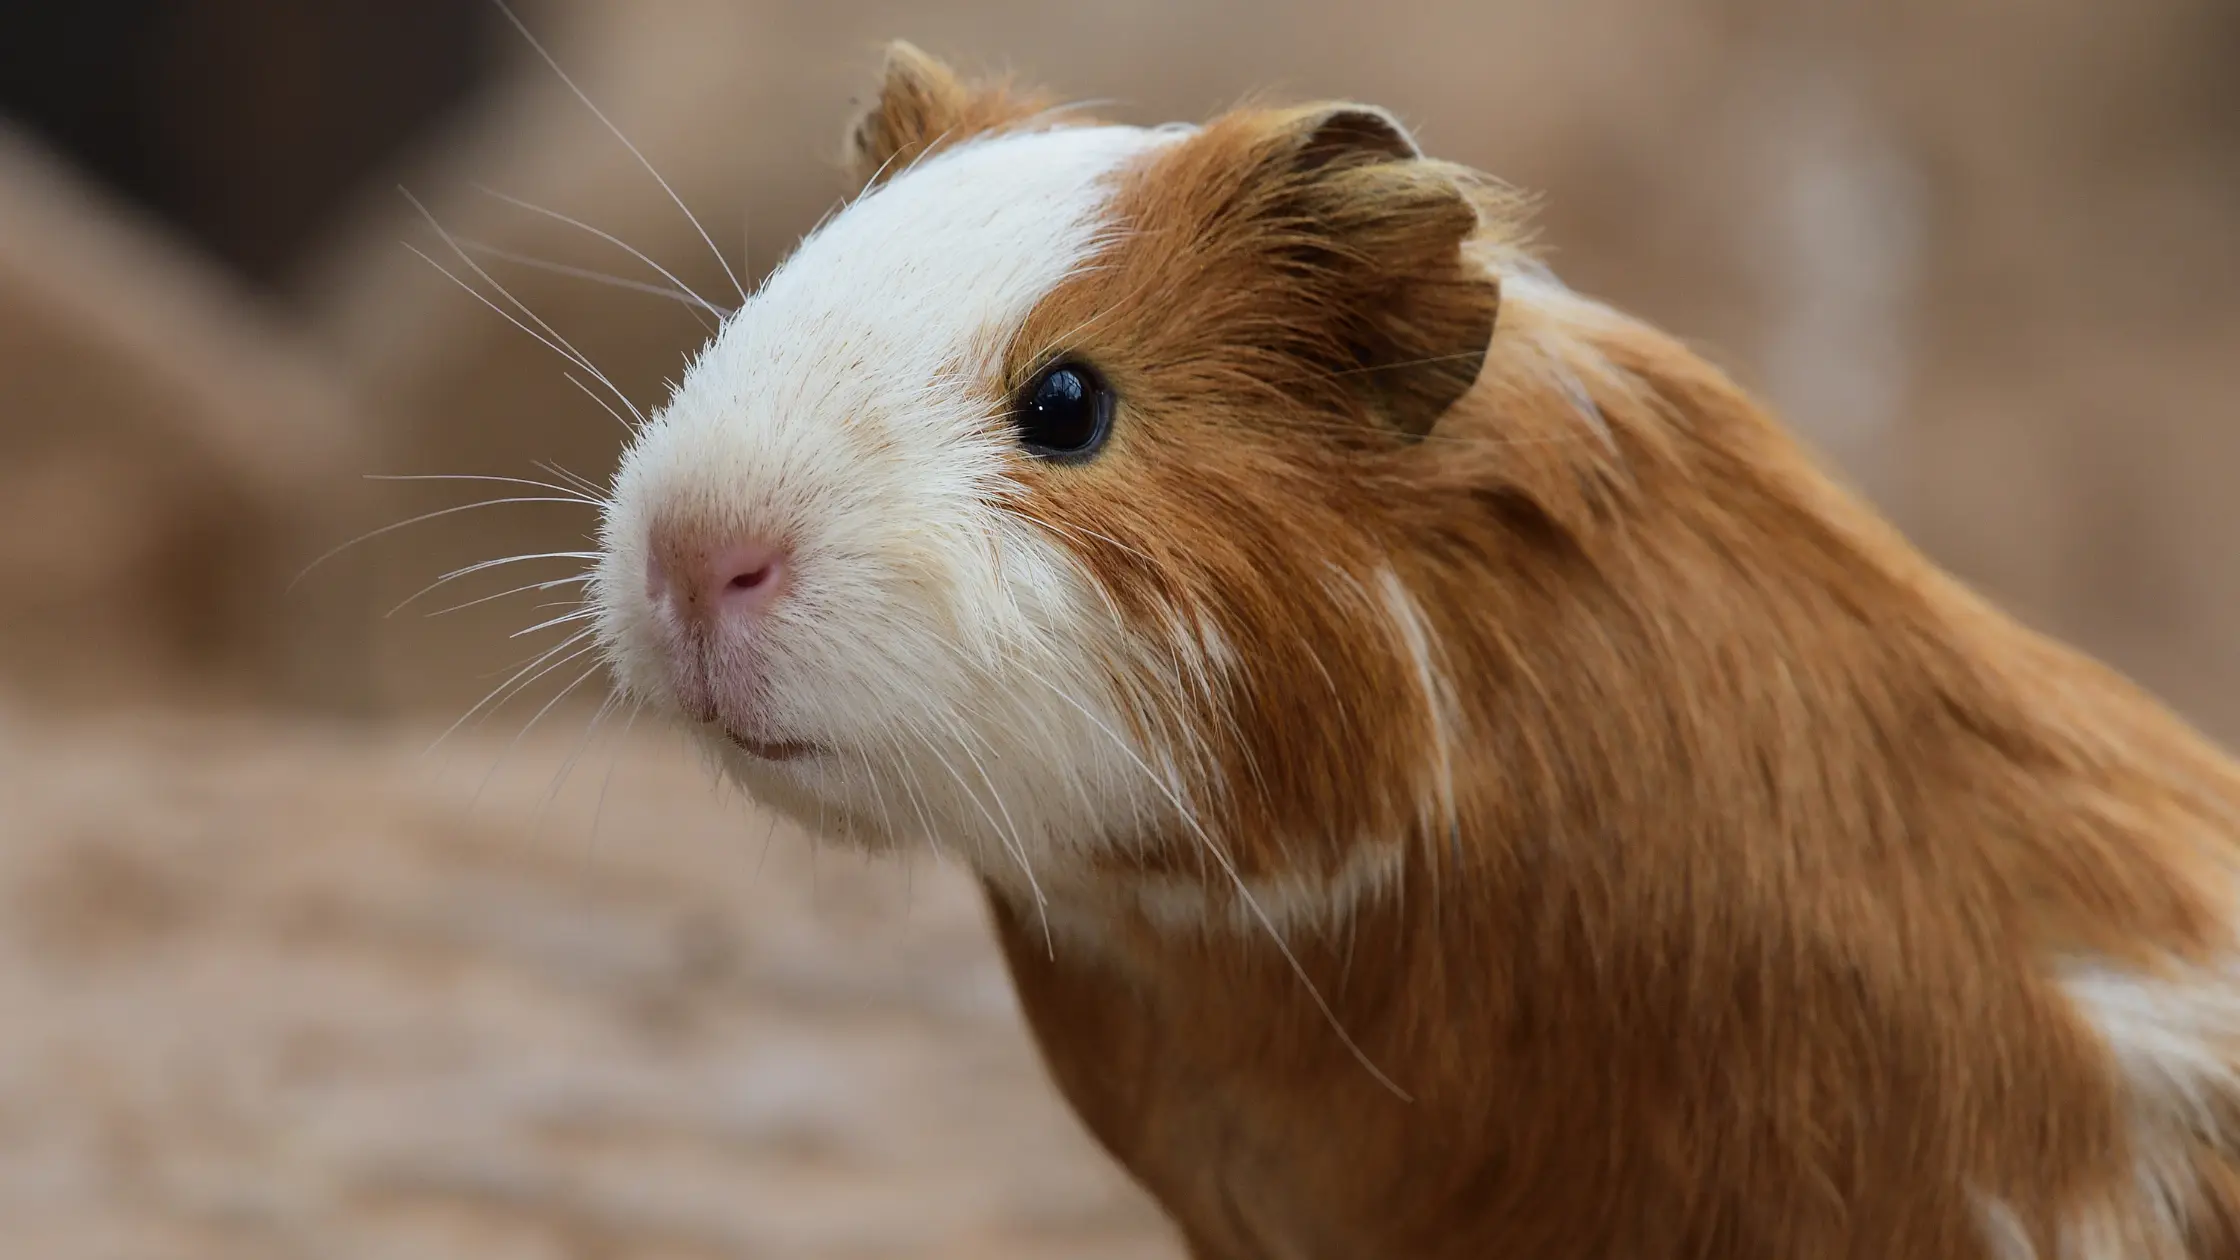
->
[591, 43, 2240, 1260]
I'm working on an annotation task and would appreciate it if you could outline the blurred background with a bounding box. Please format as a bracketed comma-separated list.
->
[0, 0, 2233, 1256]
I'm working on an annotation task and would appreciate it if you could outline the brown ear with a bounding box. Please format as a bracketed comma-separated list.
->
[1291, 103, 1423, 171]
[843, 42, 1061, 189]
[1251, 104, 1502, 436]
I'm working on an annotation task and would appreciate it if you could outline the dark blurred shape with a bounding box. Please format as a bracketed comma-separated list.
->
[0, 123, 374, 713]
[0, 0, 496, 289]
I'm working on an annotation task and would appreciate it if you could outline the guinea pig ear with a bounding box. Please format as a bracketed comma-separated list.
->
[1291, 104, 1424, 171]
[1262, 104, 1502, 437]
[843, 41, 1058, 189]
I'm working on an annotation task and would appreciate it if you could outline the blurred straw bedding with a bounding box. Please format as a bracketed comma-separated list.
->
[0, 0, 2233, 1255]
[0, 710, 1165, 1258]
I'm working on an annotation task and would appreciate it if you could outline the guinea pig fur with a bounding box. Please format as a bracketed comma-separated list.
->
[588, 41, 2240, 1260]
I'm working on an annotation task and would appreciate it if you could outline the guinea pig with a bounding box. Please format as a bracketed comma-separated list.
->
[588, 41, 2240, 1260]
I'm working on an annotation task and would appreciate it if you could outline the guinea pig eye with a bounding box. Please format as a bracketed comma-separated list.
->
[1012, 360, 1114, 460]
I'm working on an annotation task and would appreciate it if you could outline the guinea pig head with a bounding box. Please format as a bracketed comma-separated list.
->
[594, 44, 1507, 914]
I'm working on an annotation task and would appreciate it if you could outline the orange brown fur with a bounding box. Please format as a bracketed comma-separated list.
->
[844, 41, 1077, 188]
[866, 47, 2240, 1257]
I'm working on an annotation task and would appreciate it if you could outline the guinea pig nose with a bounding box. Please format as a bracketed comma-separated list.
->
[712, 539, 786, 605]
[646, 532, 792, 625]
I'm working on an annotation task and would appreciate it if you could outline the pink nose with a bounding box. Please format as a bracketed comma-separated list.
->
[646, 534, 791, 625]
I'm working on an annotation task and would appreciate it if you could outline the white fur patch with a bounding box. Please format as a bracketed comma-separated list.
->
[1489, 261, 1639, 448]
[2068, 959, 2240, 1135]
[595, 123, 1196, 885]
[1976, 1188, 2189, 1260]
[1373, 564, 1461, 846]
[2054, 956, 2240, 1257]
[1306, 561, 1464, 879]
[1974, 1196, 2037, 1260]
[1130, 840, 1406, 938]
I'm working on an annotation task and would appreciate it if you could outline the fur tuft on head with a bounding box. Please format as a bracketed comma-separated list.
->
[843, 40, 1074, 188]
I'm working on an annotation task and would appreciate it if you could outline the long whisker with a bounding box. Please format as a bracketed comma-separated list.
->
[421, 573, 591, 620]
[933, 750, 1054, 950]
[910, 718, 1052, 932]
[511, 608, 597, 639]
[753, 808, 782, 881]
[476, 660, 604, 808]
[400, 241, 645, 430]
[386, 550, 599, 616]
[476, 641, 600, 749]
[1027, 248, 1171, 360]
[853, 121, 928, 193]
[940, 711, 1044, 909]
[1014, 663, 1412, 1101]
[562, 371, 637, 434]
[401, 197, 649, 428]
[422, 628, 595, 759]
[525, 594, 589, 615]
[488, 0, 749, 306]
[876, 720, 948, 863]
[468, 186, 730, 319]
[939, 650, 1107, 845]
[541, 684, 625, 822]
[588, 699, 641, 847]
[852, 741, 899, 853]
[459, 233, 725, 326]
[1026, 514, 1159, 569]
[367, 472, 603, 503]
[291, 495, 591, 590]
[535, 460, 610, 499]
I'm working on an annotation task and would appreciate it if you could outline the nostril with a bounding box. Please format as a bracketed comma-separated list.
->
[647, 528, 790, 621]
[708, 540, 789, 613]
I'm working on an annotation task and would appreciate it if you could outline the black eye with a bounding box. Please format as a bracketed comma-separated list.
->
[1012, 360, 1114, 460]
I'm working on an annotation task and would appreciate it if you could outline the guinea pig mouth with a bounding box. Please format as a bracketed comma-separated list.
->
[723, 730, 821, 762]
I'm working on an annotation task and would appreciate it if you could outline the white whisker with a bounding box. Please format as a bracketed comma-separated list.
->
[387, 550, 599, 617]
[912, 718, 1052, 939]
[400, 197, 649, 427]
[852, 742, 899, 852]
[476, 661, 603, 808]
[472, 634, 598, 724]
[947, 651, 1106, 843]
[541, 687, 624, 822]
[753, 809, 781, 881]
[561, 371, 637, 433]
[467, 188, 730, 320]
[535, 459, 610, 499]
[366, 472, 604, 503]
[511, 608, 597, 639]
[292, 495, 591, 591]
[460, 234, 724, 327]
[400, 241, 645, 429]
[588, 699, 641, 847]
[1032, 516, 1158, 567]
[880, 721, 948, 861]
[422, 628, 595, 760]
[421, 574, 591, 620]
[488, 0, 749, 305]
[937, 709, 1055, 953]
[1015, 662, 1412, 1101]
